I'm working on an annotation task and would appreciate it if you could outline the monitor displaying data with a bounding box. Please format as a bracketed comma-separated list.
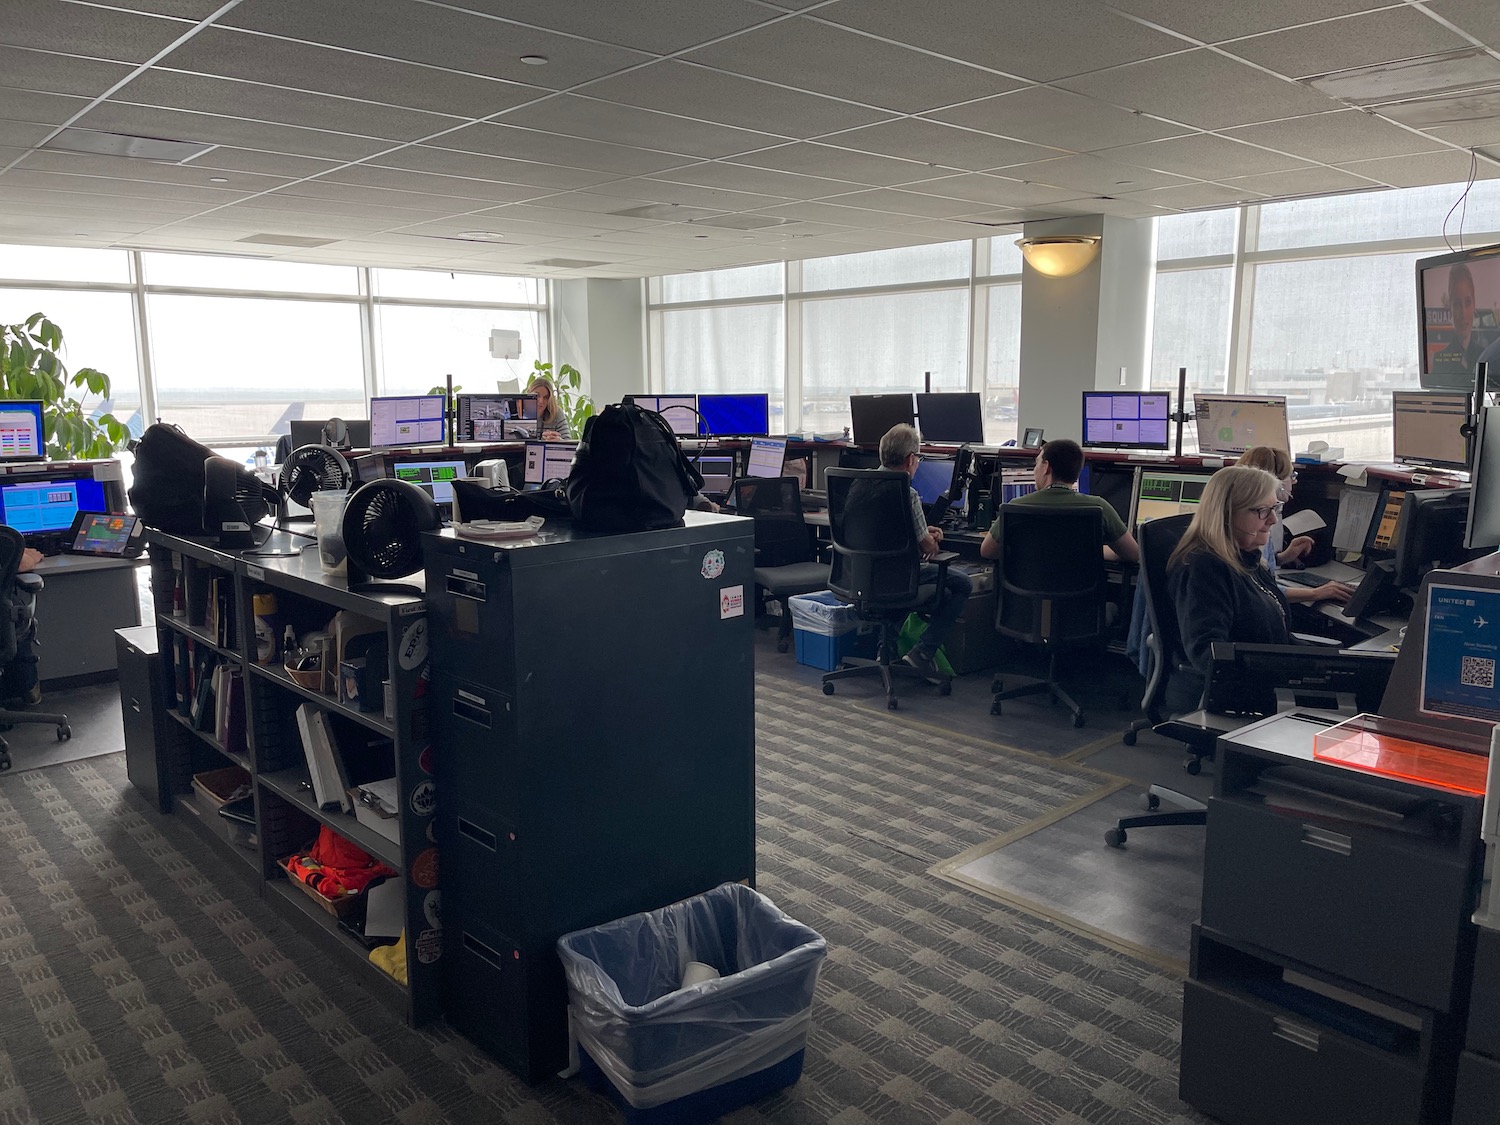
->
[697, 393, 770, 437]
[1421, 580, 1500, 722]
[849, 393, 916, 446]
[1417, 243, 1500, 392]
[522, 440, 578, 487]
[1466, 404, 1500, 550]
[455, 393, 536, 442]
[915, 393, 984, 444]
[370, 394, 445, 447]
[0, 400, 45, 462]
[745, 437, 787, 481]
[695, 455, 734, 495]
[1134, 468, 1214, 526]
[1082, 392, 1170, 450]
[912, 457, 955, 506]
[1193, 394, 1289, 457]
[1365, 486, 1407, 554]
[0, 475, 107, 535]
[996, 468, 1036, 504]
[391, 458, 467, 505]
[630, 395, 699, 437]
[1392, 391, 1471, 471]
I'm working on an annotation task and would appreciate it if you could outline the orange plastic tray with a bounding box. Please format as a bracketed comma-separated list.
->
[1312, 725, 1488, 795]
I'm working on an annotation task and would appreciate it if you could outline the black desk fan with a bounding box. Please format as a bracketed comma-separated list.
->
[342, 478, 440, 595]
[281, 444, 352, 514]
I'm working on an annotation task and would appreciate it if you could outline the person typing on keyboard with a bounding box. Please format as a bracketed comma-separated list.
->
[1238, 446, 1351, 607]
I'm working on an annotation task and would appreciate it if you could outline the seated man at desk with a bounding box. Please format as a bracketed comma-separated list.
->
[978, 439, 1140, 564]
[879, 424, 973, 680]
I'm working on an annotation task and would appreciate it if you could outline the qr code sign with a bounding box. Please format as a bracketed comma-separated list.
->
[1460, 656, 1495, 690]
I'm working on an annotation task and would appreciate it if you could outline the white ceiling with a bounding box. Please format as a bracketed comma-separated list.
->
[2, 0, 1499, 279]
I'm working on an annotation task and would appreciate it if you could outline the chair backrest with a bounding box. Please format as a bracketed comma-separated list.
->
[1138, 513, 1193, 713]
[825, 468, 920, 609]
[993, 504, 1107, 645]
[731, 476, 812, 566]
[0, 527, 26, 665]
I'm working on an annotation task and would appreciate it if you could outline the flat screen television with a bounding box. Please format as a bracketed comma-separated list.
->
[1193, 393, 1289, 458]
[1416, 242, 1500, 391]
[369, 394, 445, 448]
[697, 393, 769, 437]
[1391, 390, 1471, 471]
[0, 474, 107, 535]
[849, 393, 916, 446]
[914, 393, 984, 444]
[1081, 391, 1170, 450]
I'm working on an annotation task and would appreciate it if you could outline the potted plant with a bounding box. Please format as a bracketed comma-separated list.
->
[1, 313, 129, 459]
[528, 360, 594, 437]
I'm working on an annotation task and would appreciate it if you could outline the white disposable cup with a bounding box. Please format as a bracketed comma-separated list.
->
[681, 961, 721, 988]
[310, 490, 349, 575]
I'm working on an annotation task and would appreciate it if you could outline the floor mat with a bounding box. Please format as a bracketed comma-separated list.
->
[0, 682, 123, 775]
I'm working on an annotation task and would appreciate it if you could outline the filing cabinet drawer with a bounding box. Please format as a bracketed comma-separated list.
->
[433, 671, 519, 819]
[1181, 978, 1426, 1125]
[441, 798, 522, 932]
[1202, 798, 1474, 1010]
[1466, 926, 1500, 1059]
[1453, 1049, 1500, 1125]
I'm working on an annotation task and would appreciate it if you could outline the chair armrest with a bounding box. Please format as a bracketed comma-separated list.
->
[1292, 632, 1342, 647]
[15, 573, 42, 596]
[930, 550, 959, 564]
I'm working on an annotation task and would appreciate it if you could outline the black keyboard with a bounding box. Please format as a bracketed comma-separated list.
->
[1279, 571, 1327, 587]
[26, 534, 65, 557]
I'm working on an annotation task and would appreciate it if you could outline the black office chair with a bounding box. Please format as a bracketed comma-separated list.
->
[990, 505, 1108, 728]
[732, 476, 830, 653]
[820, 468, 956, 710]
[0, 528, 70, 771]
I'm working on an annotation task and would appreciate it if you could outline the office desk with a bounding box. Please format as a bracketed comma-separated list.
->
[33, 553, 143, 685]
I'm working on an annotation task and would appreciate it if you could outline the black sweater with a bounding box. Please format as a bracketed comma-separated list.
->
[1165, 548, 1290, 712]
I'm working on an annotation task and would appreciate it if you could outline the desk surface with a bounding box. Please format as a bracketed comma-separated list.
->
[33, 553, 144, 576]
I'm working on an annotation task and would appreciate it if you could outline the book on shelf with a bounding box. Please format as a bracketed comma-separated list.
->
[190, 654, 217, 731]
[295, 703, 351, 812]
[215, 665, 246, 757]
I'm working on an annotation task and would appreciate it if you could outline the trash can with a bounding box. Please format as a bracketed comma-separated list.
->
[788, 590, 876, 671]
[557, 883, 827, 1125]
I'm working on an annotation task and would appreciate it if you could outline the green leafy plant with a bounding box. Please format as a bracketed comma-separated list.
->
[528, 360, 593, 437]
[1, 313, 128, 460]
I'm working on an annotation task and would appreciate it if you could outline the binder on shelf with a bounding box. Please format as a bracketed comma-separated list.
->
[349, 778, 400, 845]
[216, 666, 246, 758]
[295, 703, 351, 812]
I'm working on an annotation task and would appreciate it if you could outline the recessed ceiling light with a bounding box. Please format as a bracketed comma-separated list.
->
[520, 54, 549, 66]
[457, 230, 505, 241]
[1115, 180, 1134, 186]
[694, 234, 709, 239]
[208, 176, 229, 183]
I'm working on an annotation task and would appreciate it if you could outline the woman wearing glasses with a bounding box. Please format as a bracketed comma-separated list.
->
[1163, 466, 1292, 712]
[1237, 445, 1352, 606]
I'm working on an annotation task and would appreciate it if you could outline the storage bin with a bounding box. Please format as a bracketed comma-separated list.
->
[788, 590, 875, 672]
[191, 765, 251, 811]
[557, 883, 826, 1125]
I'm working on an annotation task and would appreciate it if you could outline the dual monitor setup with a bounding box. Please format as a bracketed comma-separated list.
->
[0, 400, 136, 550]
[1080, 391, 1292, 459]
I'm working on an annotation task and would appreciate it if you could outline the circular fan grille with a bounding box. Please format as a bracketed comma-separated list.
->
[342, 478, 440, 580]
[281, 444, 351, 507]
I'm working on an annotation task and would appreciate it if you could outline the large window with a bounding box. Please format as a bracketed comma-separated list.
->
[0, 288, 142, 430]
[375, 305, 543, 397]
[655, 305, 784, 427]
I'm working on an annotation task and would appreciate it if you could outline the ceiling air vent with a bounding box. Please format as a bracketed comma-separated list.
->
[529, 258, 608, 268]
[236, 233, 338, 248]
[41, 128, 212, 162]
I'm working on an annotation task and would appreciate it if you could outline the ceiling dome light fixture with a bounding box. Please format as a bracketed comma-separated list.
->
[519, 54, 549, 65]
[1016, 234, 1101, 278]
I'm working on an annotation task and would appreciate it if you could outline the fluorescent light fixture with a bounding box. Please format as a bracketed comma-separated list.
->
[41, 128, 212, 162]
[1304, 47, 1500, 105]
[1378, 88, 1500, 128]
[1016, 235, 1100, 278]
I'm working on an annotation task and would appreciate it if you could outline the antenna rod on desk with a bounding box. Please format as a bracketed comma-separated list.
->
[924, 370, 931, 394]
[1175, 366, 1188, 459]
[445, 371, 455, 449]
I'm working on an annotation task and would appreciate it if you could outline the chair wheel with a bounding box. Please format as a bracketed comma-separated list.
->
[822, 683, 834, 696]
[990, 701, 1001, 716]
[1072, 712, 1085, 728]
[1122, 729, 1137, 746]
[57, 723, 71, 742]
[776, 639, 789, 653]
[887, 698, 898, 710]
[1185, 757, 1202, 775]
[1104, 828, 1126, 848]
[1144, 792, 1160, 811]
[991, 679, 1002, 693]
[938, 680, 951, 696]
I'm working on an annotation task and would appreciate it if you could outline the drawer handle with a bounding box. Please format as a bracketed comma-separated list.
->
[130, 698, 141, 713]
[1272, 1017, 1321, 1052]
[462, 931, 505, 970]
[457, 817, 497, 852]
[1300, 825, 1352, 856]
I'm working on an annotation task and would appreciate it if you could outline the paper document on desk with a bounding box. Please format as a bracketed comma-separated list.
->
[1333, 489, 1380, 553]
[1282, 509, 1325, 536]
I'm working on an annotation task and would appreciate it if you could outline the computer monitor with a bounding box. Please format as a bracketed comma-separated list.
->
[1133, 468, 1214, 527]
[695, 455, 734, 496]
[914, 393, 984, 444]
[1391, 391, 1472, 471]
[1421, 579, 1500, 722]
[1204, 641, 1394, 718]
[455, 393, 535, 442]
[1465, 404, 1500, 550]
[837, 447, 880, 470]
[629, 394, 698, 437]
[849, 393, 916, 446]
[697, 393, 769, 437]
[0, 474, 107, 535]
[745, 437, 787, 481]
[911, 456, 954, 506]
[1365, 485, 1407, 556]
[522, 440, 578, 488]
[369, 394, 445, 447]
[1081, 391, 1171, 450]
[390, 457, 468, 506]
[0, 400, 45, 462]
[288, 418, 370, 451]
[1416, 242, 1500, 392]
[1193, 394, 1289, 457]
[1084, 461, 1136, 527]
[1392, 487, 1474, 587]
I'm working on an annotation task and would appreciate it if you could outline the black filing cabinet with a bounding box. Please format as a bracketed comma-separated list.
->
[116, 624, 188, 812]
[1181, 712, 1485, 1125]
[424, 513, 758, 1083]
[1453, 925, 1500, 1125]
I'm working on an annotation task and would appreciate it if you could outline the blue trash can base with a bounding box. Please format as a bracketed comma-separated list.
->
[578, 1046, 806, 1125]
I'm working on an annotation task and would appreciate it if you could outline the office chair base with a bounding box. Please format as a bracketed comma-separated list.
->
[1103, 786, 1207, 847]
[990, 678, 1086, 728]
[822, 656, 950, 710]
[0, 709, 71, 771]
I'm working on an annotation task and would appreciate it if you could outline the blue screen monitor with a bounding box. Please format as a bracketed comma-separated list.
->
[391, 457, 468, 506]
[697, 393, 770, 437]
[0, 475, 107, 534]
[912, 457, 955, 506]
[915, 393, 984, 444]
[1082, 392, 1171, 450]
[370, 394, 445, 448]
[0, 400, 45, 462]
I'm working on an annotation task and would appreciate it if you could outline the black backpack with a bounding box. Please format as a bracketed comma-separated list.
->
[567, 404, 703, 534]
[129, 422, 215, 533]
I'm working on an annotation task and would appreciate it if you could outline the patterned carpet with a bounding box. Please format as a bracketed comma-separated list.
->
[0, 674, 1207, 1125]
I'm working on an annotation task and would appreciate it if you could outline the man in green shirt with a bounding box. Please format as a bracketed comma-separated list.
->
[979, 439, 1140, 564]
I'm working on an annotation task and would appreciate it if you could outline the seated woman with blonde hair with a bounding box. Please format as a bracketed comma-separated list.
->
[1237, 445, 1351, 607]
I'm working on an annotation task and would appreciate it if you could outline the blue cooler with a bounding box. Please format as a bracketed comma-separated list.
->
[788, 590, 874, 671]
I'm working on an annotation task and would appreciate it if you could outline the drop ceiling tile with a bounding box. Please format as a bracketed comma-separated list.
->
[924, 86, 1192, 153]
[818, 228, 939, 249]
[580, 177, 795, 210]
[1063, 196, 1177, 219]
[367, 145, 616, 190]
[999, 154, 1190, 195]
[0, 2, 191, 64]
[1120, 181, 1265, 209]
[822, 188, 987, 219]
[432, 122, 694, 177]
[897, 173, 1085, 208]
[1104, 133, 1313, 179]
[1430, 0, 1500, 43]
[273, 179, 497, 215]
[683, 17, 1020, 115]
[746, 200, 917, 229]
[218, 0, 651, 90]
[1333, 151, 1500, 188]
[157, 29, 540, 119]
[0, 191, 205, 219]
[822, 118, 1060, 173]
[1216, 165, 1384, 198]
[2, 169, 247, 204]
[585, 61, 894, 140]
[818, 0, 1189, 82]
[89, 0, 227, 17]
[250, 191, 456, 223]
[0, 89, 92, 126]
[1103, 0, 1413, 45]
[1224, 8, 1469, 81]
[317, 165, 548, 204]
[470, 203, 650, 231]
[20, 150, 290, 194]
[0, 46, 132, 98]
[1223, 109, 1448, 162]
[0, 121, 53, 148]
[494, 95, 781, 160]
[1059, 50, 1338, 130]
[74, 103, 391, 161]
[439, 0, 783, 54]
[113, 71, 462, 142]
[728, 143, 932, 187]
[1426, 120, 1500, 149]
[189, 148, 343, 179]
[189, 206, 392, 235]
[888, 217, 1001, 240]
[651, 161, 870, 200]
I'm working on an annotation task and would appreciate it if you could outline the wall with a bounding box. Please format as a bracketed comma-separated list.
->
[551, 279, 647, 409]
